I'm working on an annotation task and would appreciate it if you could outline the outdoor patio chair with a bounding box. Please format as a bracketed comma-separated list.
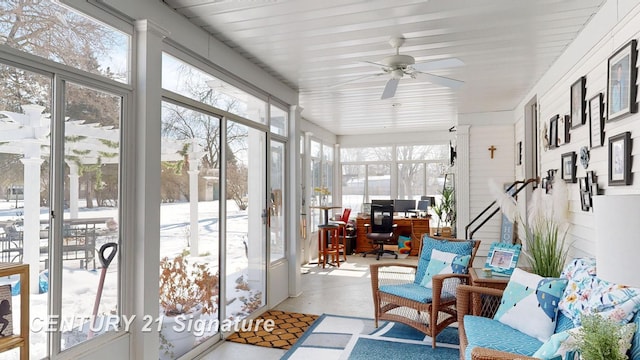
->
[370, 234, 480, 347]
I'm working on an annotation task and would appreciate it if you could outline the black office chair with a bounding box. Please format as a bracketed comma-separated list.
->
[363, 204, 398, 260]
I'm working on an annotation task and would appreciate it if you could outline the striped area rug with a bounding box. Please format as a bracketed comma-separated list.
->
[226, 310, 319, 350]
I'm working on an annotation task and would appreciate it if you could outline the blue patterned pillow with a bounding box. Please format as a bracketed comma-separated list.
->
[419, 249, 470, 288]
[494, 268, 568, 342]
[415, 235, 474, 285]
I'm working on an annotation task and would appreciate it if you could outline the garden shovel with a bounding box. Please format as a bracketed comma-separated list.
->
[87, 242, 118, 339]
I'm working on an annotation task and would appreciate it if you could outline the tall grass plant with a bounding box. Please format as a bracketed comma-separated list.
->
[490, 179, 570, 277]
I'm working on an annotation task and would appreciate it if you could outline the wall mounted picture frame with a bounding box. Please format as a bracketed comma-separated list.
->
[589, 92, 605, 148]
[580, 190, 592, 212]
[549, 114, 559, 149]
[571, 76, 586, 128]
[516, 141, 522, 165]
[563, 114, 571, 144]
[607, 39, 638, 122]
[608, 131, 632, 186]
[561, 151, 577, 183]
[485, 242, 521, 276]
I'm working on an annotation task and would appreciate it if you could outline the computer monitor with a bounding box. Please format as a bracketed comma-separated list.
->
[393, 199, 416, 217]
[421, 196, 437, 207]
[371, 199, 394, 208]
[417, 200, 430, 211]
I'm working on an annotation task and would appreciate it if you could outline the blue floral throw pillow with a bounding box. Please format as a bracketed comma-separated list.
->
[419, 249, 470, 288]
[493, 268, 568, 341]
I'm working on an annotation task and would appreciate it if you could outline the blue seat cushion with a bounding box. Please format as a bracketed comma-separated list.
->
[415, 235, 475, 284]
[464, 315, 543, 360]
[380, 283, 434, 303]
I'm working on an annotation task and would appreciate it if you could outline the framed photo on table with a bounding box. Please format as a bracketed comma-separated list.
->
[485, 242, 521, 276]
[561, 151, 577, 183]
[589, 93, 605, 148]
[607, 39, 637, 122]
[571, 76, 586, 128]
[608, 132, 632, 186]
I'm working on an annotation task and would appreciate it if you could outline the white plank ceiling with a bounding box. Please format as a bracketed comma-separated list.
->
[162, 0, 605, 136]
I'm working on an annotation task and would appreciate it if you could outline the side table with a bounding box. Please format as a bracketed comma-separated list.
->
[468, 268, 510, 317]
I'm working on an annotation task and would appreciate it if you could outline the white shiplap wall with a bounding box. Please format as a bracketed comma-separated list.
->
[467, 124, 515, 264]
[514, 0, 640, 260]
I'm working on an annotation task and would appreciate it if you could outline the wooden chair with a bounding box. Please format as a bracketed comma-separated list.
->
[370, 235, 480, 347]
[317, 224, 340, 268]
[330, 208, 351, 261]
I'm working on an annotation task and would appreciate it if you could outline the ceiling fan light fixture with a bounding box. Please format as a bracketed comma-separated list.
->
[391, 69, 404, 80]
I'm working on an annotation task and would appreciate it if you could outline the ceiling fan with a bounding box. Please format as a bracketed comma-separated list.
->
[353, 36, 464, 100]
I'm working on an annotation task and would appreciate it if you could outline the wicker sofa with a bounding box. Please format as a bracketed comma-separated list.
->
[456, 259, 640, 360]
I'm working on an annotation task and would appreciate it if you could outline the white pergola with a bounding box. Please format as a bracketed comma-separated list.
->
[0, 105, 206, 293]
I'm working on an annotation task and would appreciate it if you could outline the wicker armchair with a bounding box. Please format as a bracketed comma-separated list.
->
[456, 284, 539, 360]
[370, 236, 480, 348]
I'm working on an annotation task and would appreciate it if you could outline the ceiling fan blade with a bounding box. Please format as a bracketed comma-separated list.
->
[417, 72, 464, 89]
[381, 78, 400, 100]
[358, 60, 389, 68]
[330, 72, 386, 88]
[412, 58, 464, 72]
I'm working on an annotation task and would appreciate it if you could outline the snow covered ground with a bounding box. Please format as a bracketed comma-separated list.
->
[0, 199, 258, 360]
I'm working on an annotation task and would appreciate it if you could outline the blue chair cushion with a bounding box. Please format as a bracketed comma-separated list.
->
[464, 315, 543, 360]
[380, 283, 434, 303]
[415, 235, 475, 285]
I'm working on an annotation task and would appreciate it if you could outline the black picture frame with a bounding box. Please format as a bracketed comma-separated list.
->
[579, 177, 588, 192]
[516, 141, 522, 165]
[607, 39, 638, 122]
[571, 76, 586, 128]
[589, 93, 605, 148]
[563, 114, 571, 144]
[580, 190, 592, 211]
[586, 170, 597, 188]
[549, 115, 559, 149]
[561, 151, 577, 183]
[608, 131, 632, 186]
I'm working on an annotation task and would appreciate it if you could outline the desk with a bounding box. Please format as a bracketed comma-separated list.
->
[469, 268, 510, 317]
[355, 217, 429, 256]
[310, 206, 341, 225]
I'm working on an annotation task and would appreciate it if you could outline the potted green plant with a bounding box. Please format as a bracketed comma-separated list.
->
[159, 255, 219, 359]
[575, 314, 635, 360]
[433, 187, 455, 236]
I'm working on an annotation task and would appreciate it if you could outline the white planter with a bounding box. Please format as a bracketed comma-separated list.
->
[159, 311, 201, 360]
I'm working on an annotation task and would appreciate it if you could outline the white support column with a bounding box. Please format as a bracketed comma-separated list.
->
[456, 125, 471, 240]
[68, 163, 80, 219]
[288, 105, 303, 297]
[131, 19, 168, 360]
[21, 156, 44, 294]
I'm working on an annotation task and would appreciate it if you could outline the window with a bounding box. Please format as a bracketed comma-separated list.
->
[0, 0, 130, 83]
[162, 53, 267, 125]
[270, 104, 288, 136]
[341, 144, 448, 214]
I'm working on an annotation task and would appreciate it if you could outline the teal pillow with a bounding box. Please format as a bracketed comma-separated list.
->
[494, 268, 568, 342]
[419, 249, 470, 288]
[415, 235, 474, 284]
[532, 328, 580, 359]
